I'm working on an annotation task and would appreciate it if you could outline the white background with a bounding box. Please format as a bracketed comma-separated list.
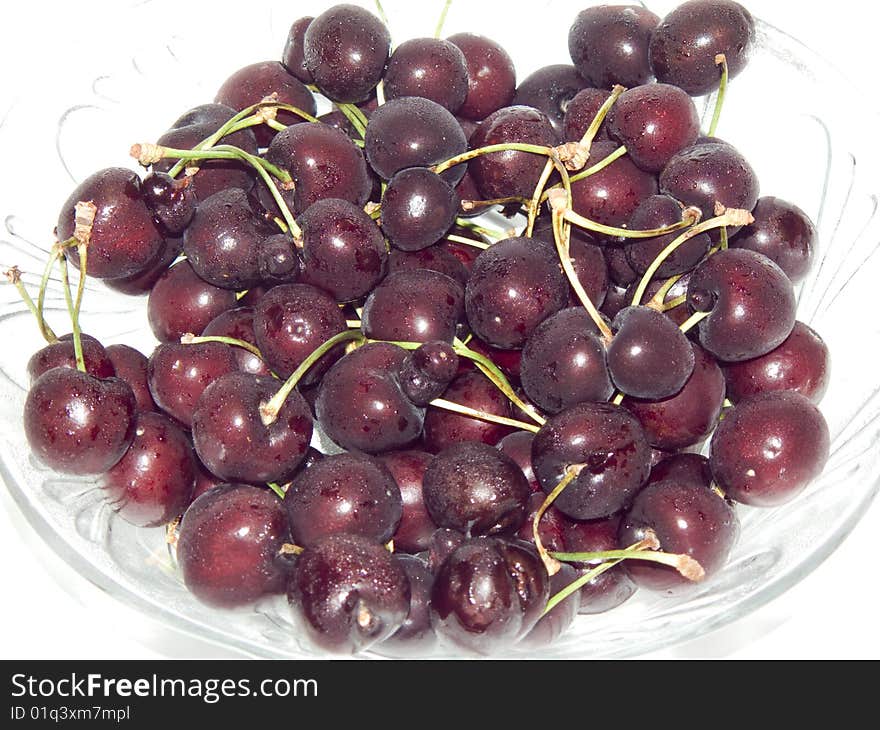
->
[0, 0, 878, 660]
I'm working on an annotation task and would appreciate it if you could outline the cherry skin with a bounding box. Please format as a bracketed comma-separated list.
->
[303, 4, 391, 103]
[447, 33, 516, 122]
[284, 452, 402, 548]
[465, 236, 569, 350]
[650, 0, 756, 96]
[27, 333, 115, 384]
[288, 533, 410, 654]
[379, 450, 438, 554]
[141, 171, 196, 235]
[512, 64, 589, 137]
[531, 402, 652, 520]
[387, 242, 469, 286]
[625, 194, 710, 277]
[722, 321, 829, 404]
[730, 196, 817, 283]
[282, 16, 314, 83]
[105, 344, 157, 412]
[100, 411, 195, 527]
[384, 38, 469, 113]
[380, 167, 460, 252]
[519, 562, 581, 648]
[24, 368, 137, 476]
[177, 483, 291, 608]
[422, 441, 531, 538]
[533, 218, 610, 308]
[191, 371, 313, 484]
[396, 341, 460, 407]
[202, 307, 271, 377]
[147, 259, 236, 344]
[104, 232, 183, 296]
[498, 431, 540, 493]
[648, 453, 714, 489]
[252, 283, 347, 383]
[316, 342, 424, 454]
[57, 167, 166, 280]
[520, 307, 613, 414]
[378, 554, 438, 656]
[298, 198, 388, 303]
[687, 248, 796, 362]
[561, 87, 612, 143]
[568, 5, 660, 89]
[710, 391, 830, 507]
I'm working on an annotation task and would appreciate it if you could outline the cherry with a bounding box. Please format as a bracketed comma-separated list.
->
[147, 341, 239, 428]
[723, 321, 829, 404]
[607, 83, 700, 173]
[215, 61, 316, 147]
[316, 342, 424, 453]
[465, 236, 569, 349]
[423, 441, 531, 537]
[512, 64, 589, 137]
[458, 336, 523, 383]
[625, 272, 691, 327]
[103, 233, 184, 296]
[517, 493, 568, 551]
[384, 38, 469, 113]
[531, 402, 652, 520]
[607, 305, 695, 400]
[468, 106, 558, 200]
[730, 196, 817, 283]
[650, 0, 755, 96]
[378, 554, 437, 656]
[648, 453, 714, 489]
[288, 533, 410, 654]
[396, 341, 460, 407]
[303, 4, 391, 103]
[498, 431, 540, 493]
[177, 483, 291, 608]
[520, 307, 613, 414]
[191, 371, 312, 484]
[427, 528, 466, 572]
[687, 248, 796, 361]
[202, 307, 271, 377]
[282, 16, 314, 83]
[361, 270, 464, 345]
[619, 478, 739, 591]
[568, 5, 660, 89]
[190, 459, 223, 504]
[298, 198, 388, 303]
[364, 96, 468, 185]
[447, 33, 516, 122]
[24, 368, 137, 475]
[387, 242, 469, 286]
[561, 87, 611, 143]
[56, 167, 166, 280]
[100, 411, 195, 527]
[422, 371, 514, 453]
[533, 219, 610, 307]
[710, 391, 830, 507]
[252, 283, 347, 382]
[605, 245, 638, 287]
[105, 344, 157, 412]
[27, 333, 115, 384]
[378, 450, 437, 554]
[519, 562, 581, 647]
[141, 171, 196, 235]
[265, 123, 372, 214]
[380, 167, 460, 252]
[625, 342, 725, 450]
[284, 451, 401, 547]
[147, 259, 236, 343]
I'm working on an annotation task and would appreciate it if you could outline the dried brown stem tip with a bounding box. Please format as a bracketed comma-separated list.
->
[3, 265, 21, 284]
[676, 555, 706, 582]
[73, 200, 97, 245]
[683, 205, 703, 224]
[279, 543, 304, 556]
[546, 187, 569, 211]
[555, 141, 591, 171]
[256, 93, 280, 123]
[179, 333, 196, 345]
[130, 142, 166, 166]
[715, 53, 727, 66]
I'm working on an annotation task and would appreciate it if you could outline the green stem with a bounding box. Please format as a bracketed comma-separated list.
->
[434, 143, 553, 176]
[429, 398, 541, 433]
[660, 294, 687, 312]
[550, 548, 704, 578]
[335, 103, 367, 139]
[444, 234, 490, 250]
[267, 482, 286, 499]
[37, 245, 64, 346]
[56, 252, 85, 372]
[543, 559, 622, 615]
[563, 206, 698, 241]
[434, 0, 452, 37]
[4, 267, 57, 342]
[526, 158, 556, 237]
[578, 84, 624, 150]
[679, 309, 711, 334]
[533, 466, 582, 573]
[719, 225, 729, 250]
[460, 195, 530, 212]
[374, 0, 390, 26]
[708, 54, 729, 138]
[182, 334, 265, 361]
[647, 274, 684, 309]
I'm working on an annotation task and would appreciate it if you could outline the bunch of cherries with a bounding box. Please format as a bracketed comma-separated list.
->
[12, 0, 831, 656]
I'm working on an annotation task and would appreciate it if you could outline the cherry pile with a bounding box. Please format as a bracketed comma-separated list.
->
[11, 0, 833, 656]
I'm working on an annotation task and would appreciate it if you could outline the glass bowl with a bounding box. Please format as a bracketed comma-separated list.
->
[1, 0, 879, 659]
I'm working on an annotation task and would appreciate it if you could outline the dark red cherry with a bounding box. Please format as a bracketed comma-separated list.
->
[648, 453, 714, 489]
[288, 533, 410, 654]
[298, 198, 388, 303]
[147, 259, 236, 343]
[27, 333, 115, 384]
[625, 272, 692, 326]
[498, 431, 540, 493]
[384, 38, 469, 113]
[105, 344, 156, 412]
[569, 5, 659, 89]
[215, 61, 316, 147]
[387, 242, 469, 286]
[531, 402, 652, 520]
[316, 342, 424, 453]
[519, 562, 581, 647]
[605, 244, 638, 287]
[730, 196, 817, 283]
[512, 64, 589, 137]
[710, 391, 830, 507]
[57, 167, 166, 280]
[465, 236, 569, 349]
[687, 248, 796, 361]
[723, 321, 829, 404]
[364, 96, 468, 185]
[396, 341, 460, 407]
[423, 442, 531, 537]
[378, 554, 437, 656]
[103, 232, 184, 296]
[517, 493, 568, 552]
[282, 16, 314, 83]
[459, 336, 523, 383]
[650, 0, 755, 96]
[202, 307, 271, 377]
[379, 450, 437, 554]
[520, 307, 613, 414]
[252, 283, 347, 382]
[561, 87, 612, 143]
[625, 342, 725, 450]
[447, 33, 516, 121]
[24, 368, 137, 475]
[178, 483, 290, 608]
[380, 167, 459, 251]
[141, 171, 196, 235]
[100, 411, 195, 527]
[427, 528, 466, 572]
[303, 4, 391, 103]
[469, 106, 558, 200]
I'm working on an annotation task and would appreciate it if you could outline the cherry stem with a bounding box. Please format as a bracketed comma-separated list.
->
[708, 54, 729, 138]
[660, 294, 687, 312]
[611, 391, 625, 406]
[444, 233, 491, 250]
[56, 251, 85, 372]
[335, 103, 367, 138]
[37, 244, 64, 347]
[540, 146, 629, 203]
[647, 273, 684, 310]
[434, 0, 452, 37]
[429, 398, 541, 433]
[678, 309, 711, 334]
[3, 266, 58, 342]
[550, 547, 705, 580]
[455, 218, 507, 241]
[260, 330, 365, 425]
[630, 206, 754, 307]
[461, 195, 530, 212]
[374, 0, 390, 27]
[433, 142, 554, 176]
[279, 542, 304, 556]
[563, 205, 699, 241]
[267, 482, 287, 500]
[181, 333, 265, 361]
[526, 158, 557, 237]
[533, 465, 583, 575]
[346, 319, 362, 328]
[719, 225, 729, 250]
